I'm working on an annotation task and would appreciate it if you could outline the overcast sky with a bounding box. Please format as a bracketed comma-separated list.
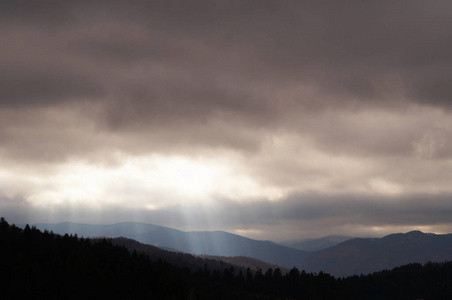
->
[1, 0, 452, 241]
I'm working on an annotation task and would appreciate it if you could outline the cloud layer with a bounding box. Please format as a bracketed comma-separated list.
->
[1, 0, 452, 240]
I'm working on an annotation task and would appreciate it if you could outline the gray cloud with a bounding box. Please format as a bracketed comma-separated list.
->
[2, 1, 452, 240]
[1, 0, 451, 158]
[3, 0, 452, 112]
[0, 63, 101, 108]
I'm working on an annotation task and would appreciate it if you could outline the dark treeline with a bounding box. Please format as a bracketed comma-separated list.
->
[103, 236, 282, 275]
[1, 218, 451, 299]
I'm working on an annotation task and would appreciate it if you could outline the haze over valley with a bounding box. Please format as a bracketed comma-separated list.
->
[22, 221, 452, 277]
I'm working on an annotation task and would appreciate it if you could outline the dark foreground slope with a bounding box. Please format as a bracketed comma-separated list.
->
[2, 219, 452, 300]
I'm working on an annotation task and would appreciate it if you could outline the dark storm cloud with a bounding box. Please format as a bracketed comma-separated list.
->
[2, 0, 451, 162]
[0, 63, 101, 108]
[1, 0, 451, 157]
[2, 1, 452, 240]
[278, 192, 452, 225]
[2, 0, 452, 114]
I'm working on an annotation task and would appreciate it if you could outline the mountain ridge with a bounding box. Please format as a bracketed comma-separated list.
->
[26, 221, 309, 269]
[25, 221, 452, 277]
[303, 230, 452, 276]
[280, 235, 353, 251]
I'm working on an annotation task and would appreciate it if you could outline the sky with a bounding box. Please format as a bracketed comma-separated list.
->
[1, 0, 452, 241]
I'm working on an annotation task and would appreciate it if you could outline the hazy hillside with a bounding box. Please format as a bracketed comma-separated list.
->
[281, 235, 352, 251]
[4, 218, 452, 299]
[27, 222, 452, 277]
[30, 222, 162, 241]
[104, 237, 284, 274]
[303, 230, 452, 277]
[28, 222, 309, 269]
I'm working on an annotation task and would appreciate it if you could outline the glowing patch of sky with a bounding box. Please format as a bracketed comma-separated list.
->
[0, 154, 287, 210]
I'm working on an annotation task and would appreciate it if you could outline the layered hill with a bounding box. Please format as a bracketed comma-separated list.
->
[29, 222, 308, 269]
[303, 230, 452, 277]
[5, 218, 452, 299]
[28, 222, 452, 277]
[280, 235, 352, 251]
[105, 237, 285, 274]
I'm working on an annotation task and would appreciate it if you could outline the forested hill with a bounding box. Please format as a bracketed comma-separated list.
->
[28, 221, 308, 269]
[2, 218, 452, 299]
[28, 221, 452, 276]
[102, 237, 284, 274]
[303, 230, 452, 277]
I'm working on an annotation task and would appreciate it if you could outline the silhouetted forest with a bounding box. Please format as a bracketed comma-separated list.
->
[103, 236, 286, 275]
[1, 218, 451, 299]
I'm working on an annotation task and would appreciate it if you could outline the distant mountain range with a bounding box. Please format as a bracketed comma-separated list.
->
[27, 222, 309, 270]
[303, 230, 452, 276]
[25, 222, 452, 277]
[280, 235, 352, 251]
[104, 237, 284, 274]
